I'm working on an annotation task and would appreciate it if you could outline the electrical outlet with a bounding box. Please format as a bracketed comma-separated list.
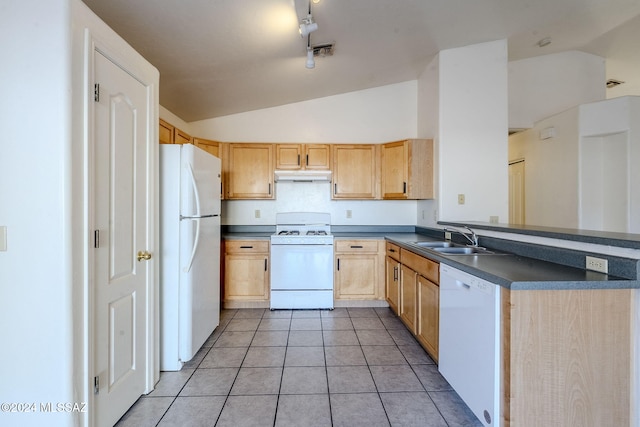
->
[586, 256, 608, 274]
[490, 216, 499, 223]
[254, 209, 261, 219]
[0, 226, 6, 251]
[346, 210, 352, 219]
[444, 231, 452, 240]
[458, 194, 465, 205]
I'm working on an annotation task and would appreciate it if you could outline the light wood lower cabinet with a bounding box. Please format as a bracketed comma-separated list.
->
[400, 264, 418, 334]
[223, 240, 269, 307]
[386, 245, 439, 361]
[334, 239, 385, 301]
[416, 275, 439, 362]
[385, 243, 401, 314]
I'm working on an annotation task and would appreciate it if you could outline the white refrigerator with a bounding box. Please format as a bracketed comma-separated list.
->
[160, 144, 221, 371]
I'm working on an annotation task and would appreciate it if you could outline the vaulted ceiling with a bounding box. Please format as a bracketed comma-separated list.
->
[82, 0, 640, 122]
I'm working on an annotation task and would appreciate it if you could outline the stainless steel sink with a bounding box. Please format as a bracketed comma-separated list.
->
[412, 241, 456, 248]
[432, 246, 494, 255]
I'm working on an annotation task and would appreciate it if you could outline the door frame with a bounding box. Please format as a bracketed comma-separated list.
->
[77, 17, 159, 426]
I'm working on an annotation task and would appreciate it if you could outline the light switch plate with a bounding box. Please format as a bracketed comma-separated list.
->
[0, 226, 6, 251]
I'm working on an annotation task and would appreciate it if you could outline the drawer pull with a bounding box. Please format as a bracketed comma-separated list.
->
[240, 245, 253, 249]
[350, 245, 363, 249]
[388, 248, 396, 253]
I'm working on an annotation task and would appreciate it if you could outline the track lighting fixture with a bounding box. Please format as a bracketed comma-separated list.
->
[299, 14, 318, 37]
[306, 47, 315, 69]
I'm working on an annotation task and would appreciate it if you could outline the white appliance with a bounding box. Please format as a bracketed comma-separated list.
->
[439, 263, 501, 426]
[160, 144, 221, 371]
[270, 212, 334, 309]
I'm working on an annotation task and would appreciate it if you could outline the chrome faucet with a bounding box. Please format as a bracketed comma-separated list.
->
[444, 226, 479, 247]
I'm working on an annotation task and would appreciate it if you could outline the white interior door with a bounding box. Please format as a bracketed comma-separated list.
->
[93, 50, 151, 427]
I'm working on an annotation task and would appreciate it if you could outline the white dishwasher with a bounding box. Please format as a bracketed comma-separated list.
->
[439, 263, 501, 426]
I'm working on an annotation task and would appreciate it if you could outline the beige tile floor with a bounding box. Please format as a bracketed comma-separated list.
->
[115, 307, 482, 427]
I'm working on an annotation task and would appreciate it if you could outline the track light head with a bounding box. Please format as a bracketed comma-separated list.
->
[299, 15, 318, 37]
[305, 47, 315, 69]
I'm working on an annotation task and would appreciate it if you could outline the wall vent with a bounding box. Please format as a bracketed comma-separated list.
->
[312, 43, 335, 57]
[606, 79, 625, 88]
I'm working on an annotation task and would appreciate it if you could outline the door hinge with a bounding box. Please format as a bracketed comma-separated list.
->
[94, 230, 100, 248]
[93, 376, 100, 394]
[94, 83, 100, 102]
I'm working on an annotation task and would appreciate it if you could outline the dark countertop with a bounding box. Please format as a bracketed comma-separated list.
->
[222, 227, 640, 291]
[384, 235, 639, 291]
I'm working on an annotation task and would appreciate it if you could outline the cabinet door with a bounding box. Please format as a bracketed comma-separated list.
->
[174, 127, 192, 144]
[335, 254, 379, 299]
[385, 256, 400, 314]
[276, 144, 302, 170]
[159, 119, 174, 144]
[381, 140, 407, 198]
[332, 144, 377, 199]
[400, 265, 418, 334]
[194, 137, 220, 158]
[224, 254, 269, 300]
[417, 275, 439, 361]
[227, 144, 274, 199]
[304, 144, 331, 170]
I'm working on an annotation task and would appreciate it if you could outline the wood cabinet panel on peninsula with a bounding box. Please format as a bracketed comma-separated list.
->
[334, 239, 385, 301]
[227, 143, 274, 199]
[223, 240, 269, 307]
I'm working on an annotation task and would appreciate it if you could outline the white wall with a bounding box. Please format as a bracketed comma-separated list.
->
[579, 96, 640, 233]
[160, 105, 192, 134]
[192, 82, 421, 226]
[509, 107, 581, 228]
[508, 51, 605, 130]
[190, 81, 418, 143]
[437, 40, 509, 224]
[416, 55, 440, 227]
[0, 1, 75, 426]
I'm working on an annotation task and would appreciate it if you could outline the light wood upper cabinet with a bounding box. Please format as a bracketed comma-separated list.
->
[158, 119, 192, 145]
[193, 137, 220, 158]
[381, 139, 433, 199]
[174, 127, 192, 145]
[159, 119, 174, 144]
[276, 144, 331, 170]
[194, 138, 224, 199]
[332, 144, 378, 199]
[304, 144, 331, 170]
[227, 143, 274, 199]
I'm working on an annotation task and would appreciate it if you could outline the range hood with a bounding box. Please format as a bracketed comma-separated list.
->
[274, 170, 332, 182]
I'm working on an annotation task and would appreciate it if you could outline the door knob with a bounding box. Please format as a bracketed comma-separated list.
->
[137, 251, 152, 262]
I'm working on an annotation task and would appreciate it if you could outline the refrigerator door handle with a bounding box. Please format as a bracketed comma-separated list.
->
[186, 163, 202, 217]
[183, 217, 200, 273]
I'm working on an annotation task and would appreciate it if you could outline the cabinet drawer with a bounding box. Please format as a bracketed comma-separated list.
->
[335, 239, 379, 253]
[401, 249, 439, 284]
[386, 242, 401, 261]
[225, 240, 269, 254]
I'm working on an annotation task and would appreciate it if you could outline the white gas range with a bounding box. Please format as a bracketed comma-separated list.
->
[270, 212, 334, 309]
